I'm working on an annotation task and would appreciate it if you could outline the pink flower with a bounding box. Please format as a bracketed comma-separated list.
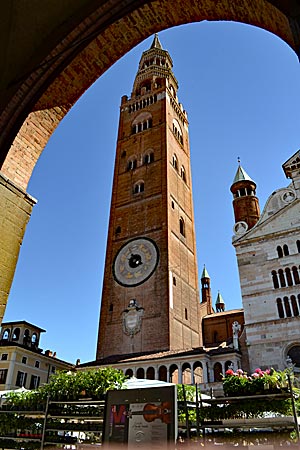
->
[254, 368, 262, 374]
[236, 369, 244, 375]
[225, 369, 234, 376]
[252, 373, 260, 378]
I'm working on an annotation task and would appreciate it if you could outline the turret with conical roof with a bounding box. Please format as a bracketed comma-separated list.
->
[201, 265, 213, 314]
[215, 291, 225, 312]
[230, 160, 260, 233]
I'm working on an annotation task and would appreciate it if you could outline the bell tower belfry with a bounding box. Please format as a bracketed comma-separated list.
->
[96, 35, 202, 359]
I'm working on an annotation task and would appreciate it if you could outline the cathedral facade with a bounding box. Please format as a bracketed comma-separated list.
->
[231, 151, 300, 374]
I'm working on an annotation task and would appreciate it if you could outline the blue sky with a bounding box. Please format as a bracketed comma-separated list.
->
[4, 21, 300, 364]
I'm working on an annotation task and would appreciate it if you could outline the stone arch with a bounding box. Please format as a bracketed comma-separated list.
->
[12, 328, 20, 341]
[0, 1, 298, 324]
[136, 367, 145, 379]
[146, 366, 155, 380]
[158, 365, 167, 381]
[193, 361, 203, 384]
[169, 364, 179, 384]
[286, 344, 300, 369]
[125, 368, 134, 377]
[182, 362, 191, 384]
[213, 362, 223, 382]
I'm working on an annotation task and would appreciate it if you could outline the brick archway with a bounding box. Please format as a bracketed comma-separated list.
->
[0, 0, 299, 323]
[0, 0, 298, 189]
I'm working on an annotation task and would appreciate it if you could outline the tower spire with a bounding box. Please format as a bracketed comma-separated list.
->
[131, 35, 178, 99]
[150, 33, 163, 49]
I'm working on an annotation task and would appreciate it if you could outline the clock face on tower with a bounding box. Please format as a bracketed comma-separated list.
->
[113, 237, 159, 287]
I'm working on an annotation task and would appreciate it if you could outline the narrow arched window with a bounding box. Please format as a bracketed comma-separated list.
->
[277, 246, 283, 258]
[297, 240, 300, 253]
[144, 152, 154, 164]
[12, 328, 20, 341]
[173, 277, 176, 286]
[291, 295, 299, 316]
[276, 298, 284, 318]
[292, 266, 300, 284]
[284, 296, 292, 317]
[278, 269, 286, 287]
[109, 304, 114, 313]
[185, 308, 188, 320]
[2, 329, 9, 340]
[23, 329, 30, 345]
[285, 268, 293, 286]
[272, 270, 279, 289]
[115, 226, 121, 235]
[179, 217, 185, 237]
[180, 166, 186, 183]
[133, 182, 144, 194]
[298, 294, 300, 311]
[283, 244, 289, 256]
[172, 154, 178, 171]
[127, 159, 137, 171]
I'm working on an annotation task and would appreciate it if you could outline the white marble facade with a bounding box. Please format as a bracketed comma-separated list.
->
[232, 151, 300, 373]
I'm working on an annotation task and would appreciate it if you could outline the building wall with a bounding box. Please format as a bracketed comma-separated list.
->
[0, 346, 72, 391]
[0, 177, 36, 325]
[233, 178, 300, 372]
[202, 310, 244, 346]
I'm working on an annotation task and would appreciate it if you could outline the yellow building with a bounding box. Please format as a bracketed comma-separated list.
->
[0, 320, 74, 391]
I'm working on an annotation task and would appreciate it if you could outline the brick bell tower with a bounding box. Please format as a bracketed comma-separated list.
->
[96, 35, 203, 359]
[230, 160, 260, 235]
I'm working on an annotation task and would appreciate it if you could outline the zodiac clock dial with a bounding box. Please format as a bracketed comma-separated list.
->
[113, 237, 159, 287]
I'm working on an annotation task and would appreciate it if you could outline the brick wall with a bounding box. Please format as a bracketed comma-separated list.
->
[0, 173, 36, 323]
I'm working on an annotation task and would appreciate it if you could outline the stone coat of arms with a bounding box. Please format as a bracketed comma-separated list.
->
[122, 299, 144, 337]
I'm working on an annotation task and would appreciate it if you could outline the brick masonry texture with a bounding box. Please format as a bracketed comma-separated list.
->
[0, 173, 36, 324]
